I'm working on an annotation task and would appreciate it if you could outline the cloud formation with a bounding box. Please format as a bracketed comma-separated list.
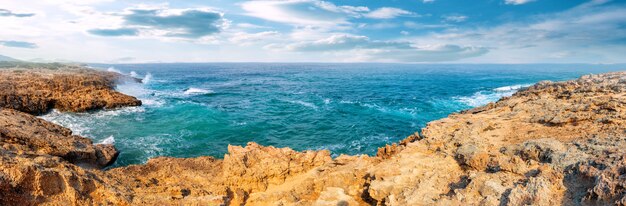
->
[0, 40, 37, 48]
[0, 9, 35, 17]
[272, 34, 488, 62]
[88, 28, 139, 36]
[423, 0, 626, 63]
[364, 7, 415, 19]
[241, 0, 413, 26]
[443, 15, 468, 23]
[0, 0, 623, 63]
[122, 8, 225, 38]
[229, 31, 280, 45]
[89, 7, 226, 39]
[242, 0, 368, 25]
[505, 0, 536, 5]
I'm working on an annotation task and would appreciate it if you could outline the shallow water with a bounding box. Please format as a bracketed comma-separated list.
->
[40, 63, 625, 167]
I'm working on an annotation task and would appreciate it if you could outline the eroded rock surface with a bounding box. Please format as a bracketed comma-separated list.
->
[0, 66, 141, 114]
[0, 109, 118, 168]
[0, 68, 624, 205]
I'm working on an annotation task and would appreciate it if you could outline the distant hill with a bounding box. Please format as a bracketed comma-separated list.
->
[0, 55, 21, 62]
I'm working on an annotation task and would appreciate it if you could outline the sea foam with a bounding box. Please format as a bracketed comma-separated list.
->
[286, 100, 318, 109]
[98, 136, 115, 144]
[456, 84, 532, 107]
[184, 88, 214, 95]
[493, 84, 533, 92]
[107, 67, 123, 74]
[142, 73, 152, 84]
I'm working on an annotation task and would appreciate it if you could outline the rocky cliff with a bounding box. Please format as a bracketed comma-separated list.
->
[0, 64, 141, 115]
[0, 66, 624, 206]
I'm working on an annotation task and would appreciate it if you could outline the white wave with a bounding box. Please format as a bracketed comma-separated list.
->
[129, 71, 139, 78]
[107, 67, 123, 74]
[324, 98, 331, 104]
[493, 84, 532, 92]
[456, 83, 531, 107]
[93, 106, 145, 117]
[142, 73, 152, 84]
[184, 87, 214, 95]
[114, 80, 165, 107]
[140, 98, 164, 107]
[40, 110, 90, 136]
[98, 136, 115, 145]
[287, 100, 318, 109]
[116, 82, 150, 97]
[127, 133, 187, 164]
[39, 106, 144, 140]
[456, 91, 503, 107]
[339, 100, 357, 104]
[233, 121, 247, 126]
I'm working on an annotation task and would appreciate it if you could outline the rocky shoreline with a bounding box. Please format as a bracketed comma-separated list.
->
[0, 65, 624, 205]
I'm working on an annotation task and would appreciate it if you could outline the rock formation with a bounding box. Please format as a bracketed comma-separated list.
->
[0, 66, 624, 205]
[0, 65, 141, 115]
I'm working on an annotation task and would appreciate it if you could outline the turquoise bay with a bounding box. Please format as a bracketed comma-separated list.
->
[40, 63, 625, 167]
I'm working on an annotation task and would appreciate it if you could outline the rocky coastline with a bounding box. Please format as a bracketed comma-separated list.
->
[0, 65, 624, 205]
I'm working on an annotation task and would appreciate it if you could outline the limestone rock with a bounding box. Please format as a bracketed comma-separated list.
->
[0, 66, 141, 114]
[0, 109, 118, 168]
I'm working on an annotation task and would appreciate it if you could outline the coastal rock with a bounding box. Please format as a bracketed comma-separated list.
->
[0, 109, 118, 168]
[0, 67, 625, 205]
[0, 145, 130, 205]
[0, 66, 141, 115]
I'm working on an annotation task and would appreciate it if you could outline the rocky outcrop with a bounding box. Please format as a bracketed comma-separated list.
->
[0, 66, 141, 115]
[0, 66, 132, 204]
[0, 138, 129, 205]
[0, 67, 624, 205]
[0, 109, 118, 168]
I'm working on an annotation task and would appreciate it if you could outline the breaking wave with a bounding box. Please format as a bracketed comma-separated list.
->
[184, 87, 214, 95]
[98, 136, 116, 145]
[142, 73, 152, 84]
[107, 67, 123, 74]
[456, 84, 532, 107]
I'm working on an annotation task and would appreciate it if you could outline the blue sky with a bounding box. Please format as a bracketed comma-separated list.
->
[1, 0, 625, 63]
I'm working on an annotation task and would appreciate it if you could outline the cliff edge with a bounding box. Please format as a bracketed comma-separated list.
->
[0, 63, 141, 115]
[0, 66, 624, 206]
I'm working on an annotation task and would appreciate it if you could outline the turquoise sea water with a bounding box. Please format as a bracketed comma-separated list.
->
[40, 63, 624, 167]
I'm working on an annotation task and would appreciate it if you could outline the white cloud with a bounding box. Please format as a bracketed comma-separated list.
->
[229, 31, 280, 45]
[0, 0, 624, 63]
[268, 34, 488, 62]
[505, 0, 536, 5]
[236, 23, 271, 29]
[415, 0, 626, 63]
[241, 0, 368, 26]
[364, 7, 415, 19]
[443, 15, 468, 23]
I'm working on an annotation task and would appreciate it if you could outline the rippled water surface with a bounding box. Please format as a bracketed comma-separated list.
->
[40, 63, 625, 167]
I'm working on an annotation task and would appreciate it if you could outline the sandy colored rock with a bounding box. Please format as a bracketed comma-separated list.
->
[0, 108, 118, 168]
[0, 65, 141, 114]
[0, 68, 625, 205]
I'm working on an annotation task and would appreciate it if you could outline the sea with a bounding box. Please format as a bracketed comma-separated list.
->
[39, 63, 625, 167]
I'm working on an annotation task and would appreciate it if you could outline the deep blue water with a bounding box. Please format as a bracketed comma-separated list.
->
[40, 63, 625, 167]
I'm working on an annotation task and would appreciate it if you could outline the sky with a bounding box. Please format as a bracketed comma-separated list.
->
[0, 0, 625, 63]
